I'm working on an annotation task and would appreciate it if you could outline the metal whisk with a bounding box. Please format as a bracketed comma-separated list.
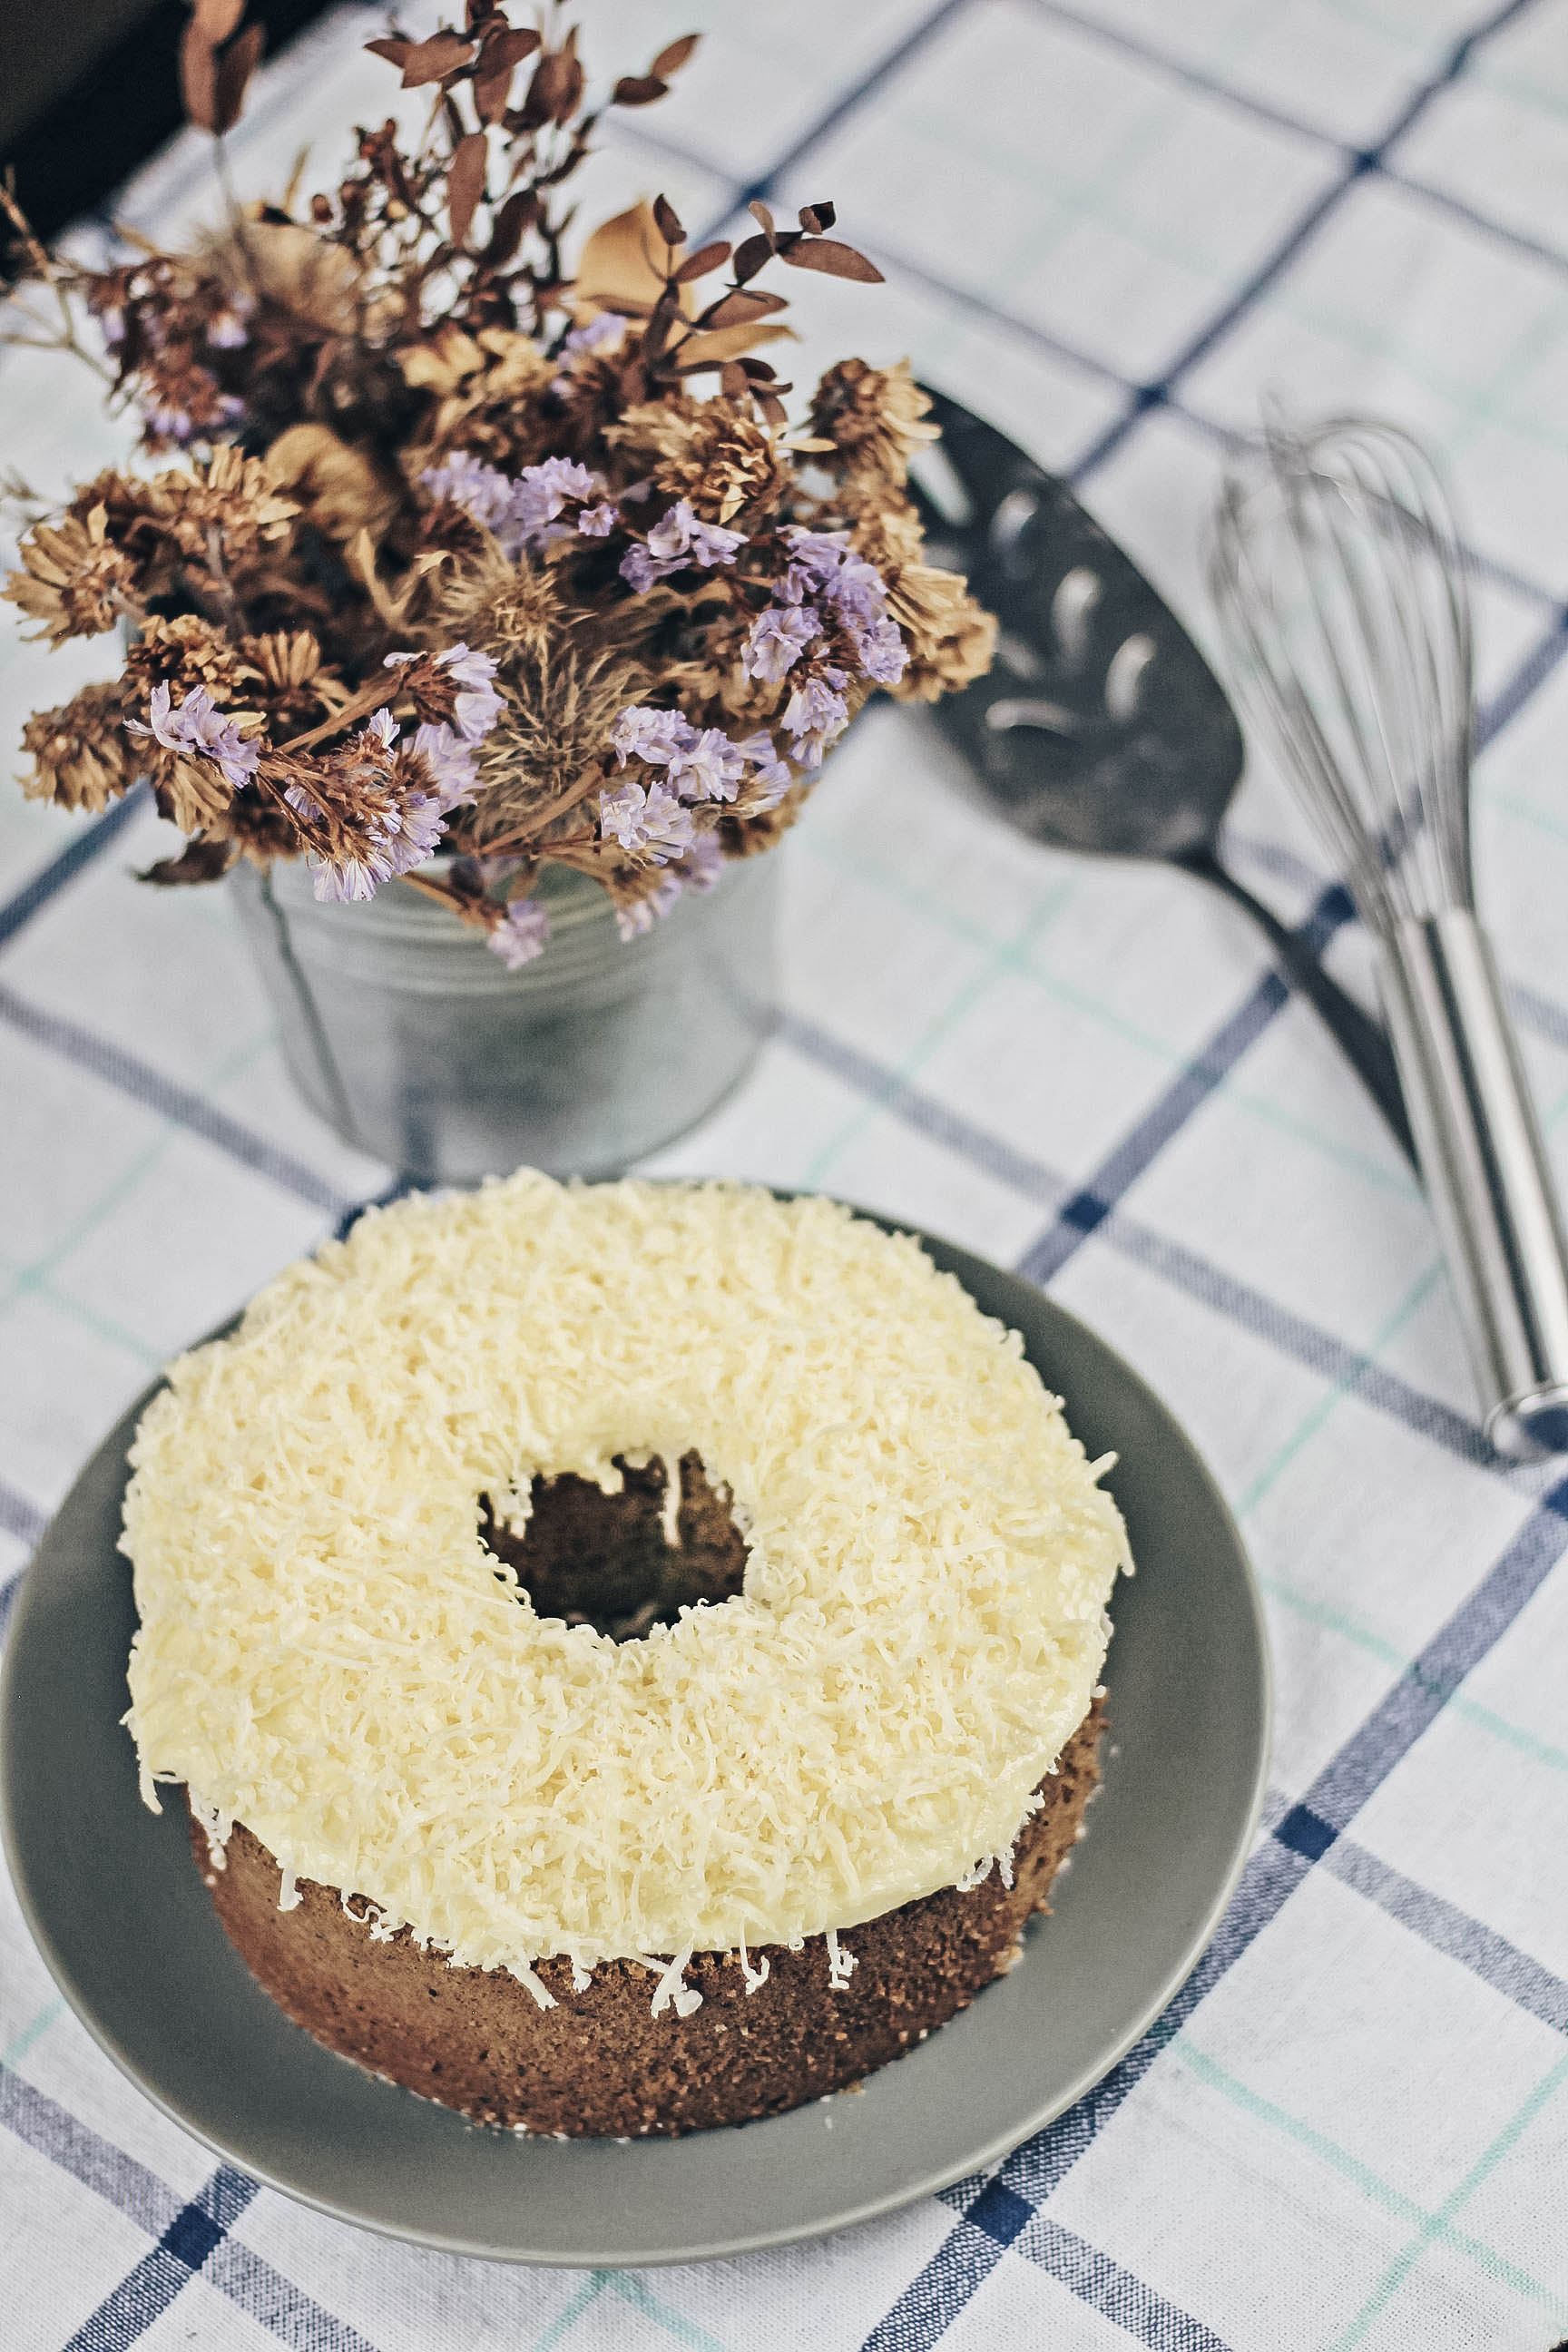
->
[1210, 415, 1568, 1455]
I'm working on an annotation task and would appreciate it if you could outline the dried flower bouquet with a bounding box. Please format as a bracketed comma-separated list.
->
[2, 3, 995, 963]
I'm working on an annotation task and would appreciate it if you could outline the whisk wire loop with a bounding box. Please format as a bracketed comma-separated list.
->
[1211, 416, 1475, 929]
[1208, 412, 1568, 1454]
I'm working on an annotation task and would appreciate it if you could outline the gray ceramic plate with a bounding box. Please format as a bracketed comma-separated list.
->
[0, 1222, 1269, 2266]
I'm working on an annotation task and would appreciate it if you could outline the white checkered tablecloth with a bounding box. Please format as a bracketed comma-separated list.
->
[5, 2, 1568, 2345]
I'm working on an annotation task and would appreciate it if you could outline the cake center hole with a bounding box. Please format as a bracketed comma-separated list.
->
[477, 1454, 749, 1642]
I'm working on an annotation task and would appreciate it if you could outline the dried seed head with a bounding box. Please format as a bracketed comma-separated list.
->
[808, 358, 939, 486]
[20, 683, 136, 809]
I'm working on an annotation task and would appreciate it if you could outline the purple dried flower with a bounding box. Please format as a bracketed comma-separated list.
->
[621, 498, 745, 592]
[779, 528, 851, 583]
[668, 726, 747, 804]
[618, 544, 666, 593]
[421, 451, 515, 537]
[436, 642, 504, 741]
[599, 778, 695, 863]
[577, 502, 617, 537]
[569, 312, 627, 355]
[127, 681, 259, 790]
[489, 897, 551, 968]
[611, 705, 699, 768]
[744, 761, 793, 810]
[511, 456, 598, 551]
[411, 720, 479, 809]
[681, 830, 726, 892]
[849, 612, 908, 685]
[422, 453, 603, 558]
[743, 602, 821, 683]
[615, 873, 685, 940]
[645, 499, 745, 569]
[782, 672, 849, 768]
[828, 558, 887, 626]
[386, 644, 502, 743]
[366, 706, 398, 749]
[308, 808, 404, 907]
[206, 296, 253, 350]
[311, 836, 397, 904]
[775, 525, 907, 686]
[733, 730, 794, 808]
[142, 382, 242, 445]
[380, 793, 446, 877]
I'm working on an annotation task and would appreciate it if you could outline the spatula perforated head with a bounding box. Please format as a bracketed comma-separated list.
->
[910, 388, 1243, 861]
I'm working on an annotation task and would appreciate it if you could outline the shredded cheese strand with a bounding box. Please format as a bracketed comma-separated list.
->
[123, 1174, 1129, 1979]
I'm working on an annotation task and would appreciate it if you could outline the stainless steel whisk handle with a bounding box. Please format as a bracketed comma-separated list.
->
[1377, 911, 1568, 1455]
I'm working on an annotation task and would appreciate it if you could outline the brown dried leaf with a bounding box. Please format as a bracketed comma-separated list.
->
[673, 240, 730, 284]
[673, 320, 795, 370]
[530, 45, 583, 123]
[571, 200, 693, 320]
[612, 74, 667, 106]
[731, 233, 773, 285]
[446, 132, 488, 248]
[798, 201, 837, 233]
[757, 390, 788, 428]
[364, 34, 411, 68]
[720, 360, 749, 399]
[239, 219, 363, 333]
[641, 282, 683, 365]
[483, 185, 538, 266]
[140, 838, 237, 886]
[191, 0, 245, 43]
[480, 24, 539, 67]
[398, 30, 475, 86]
[180, 13, 221, 130]
[474, 23, 537, 119]
[779, 238, 884, 282]
[701, 287, 788, 329]
[264, 424, 399, 544]
[473, 67, 508, 122]
[652, 194, 685, 247]
[213, 22, 263, 137]
[651, 33, 700, 76]
[749, 199, 776, 244]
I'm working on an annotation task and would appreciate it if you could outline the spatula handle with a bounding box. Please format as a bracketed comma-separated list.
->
[1180, 847, 1416, 1164]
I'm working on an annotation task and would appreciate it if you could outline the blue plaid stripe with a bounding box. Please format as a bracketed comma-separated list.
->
[724, 0, 974, 220]
[64, 2164, 260, 2352]
[0, 1480, 46, 1548]
[1014, 886, 1356, 1289]
[772, 1004, 1504, 1475]
[1, 2063, 380, 2351]
[1063, 0, 1547, 484]
[0, 789, 150, 954]
[0, 985, 355, 1216]
[0, 2063, 172, 2237]
[1322, 1839, 1568, 2038]
[867, 1481, 1568, 2347]
[1025, 0, 1568, 284]
[1026, 2220, 1238, 2351]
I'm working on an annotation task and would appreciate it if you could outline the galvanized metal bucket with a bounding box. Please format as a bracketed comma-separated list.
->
[230, 850, 779, 1183]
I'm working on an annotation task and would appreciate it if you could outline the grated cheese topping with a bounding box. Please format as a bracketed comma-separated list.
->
[123, 1174, 1130, 1980]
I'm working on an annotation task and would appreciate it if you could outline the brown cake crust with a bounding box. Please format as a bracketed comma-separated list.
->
[188, 1697, 1105, 2137]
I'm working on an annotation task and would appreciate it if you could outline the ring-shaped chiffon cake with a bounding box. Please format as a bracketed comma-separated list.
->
[122, 1174, 1130, 2132]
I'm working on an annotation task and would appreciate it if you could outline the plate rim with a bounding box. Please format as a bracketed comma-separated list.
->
[0, 1207, 1271, 2266]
